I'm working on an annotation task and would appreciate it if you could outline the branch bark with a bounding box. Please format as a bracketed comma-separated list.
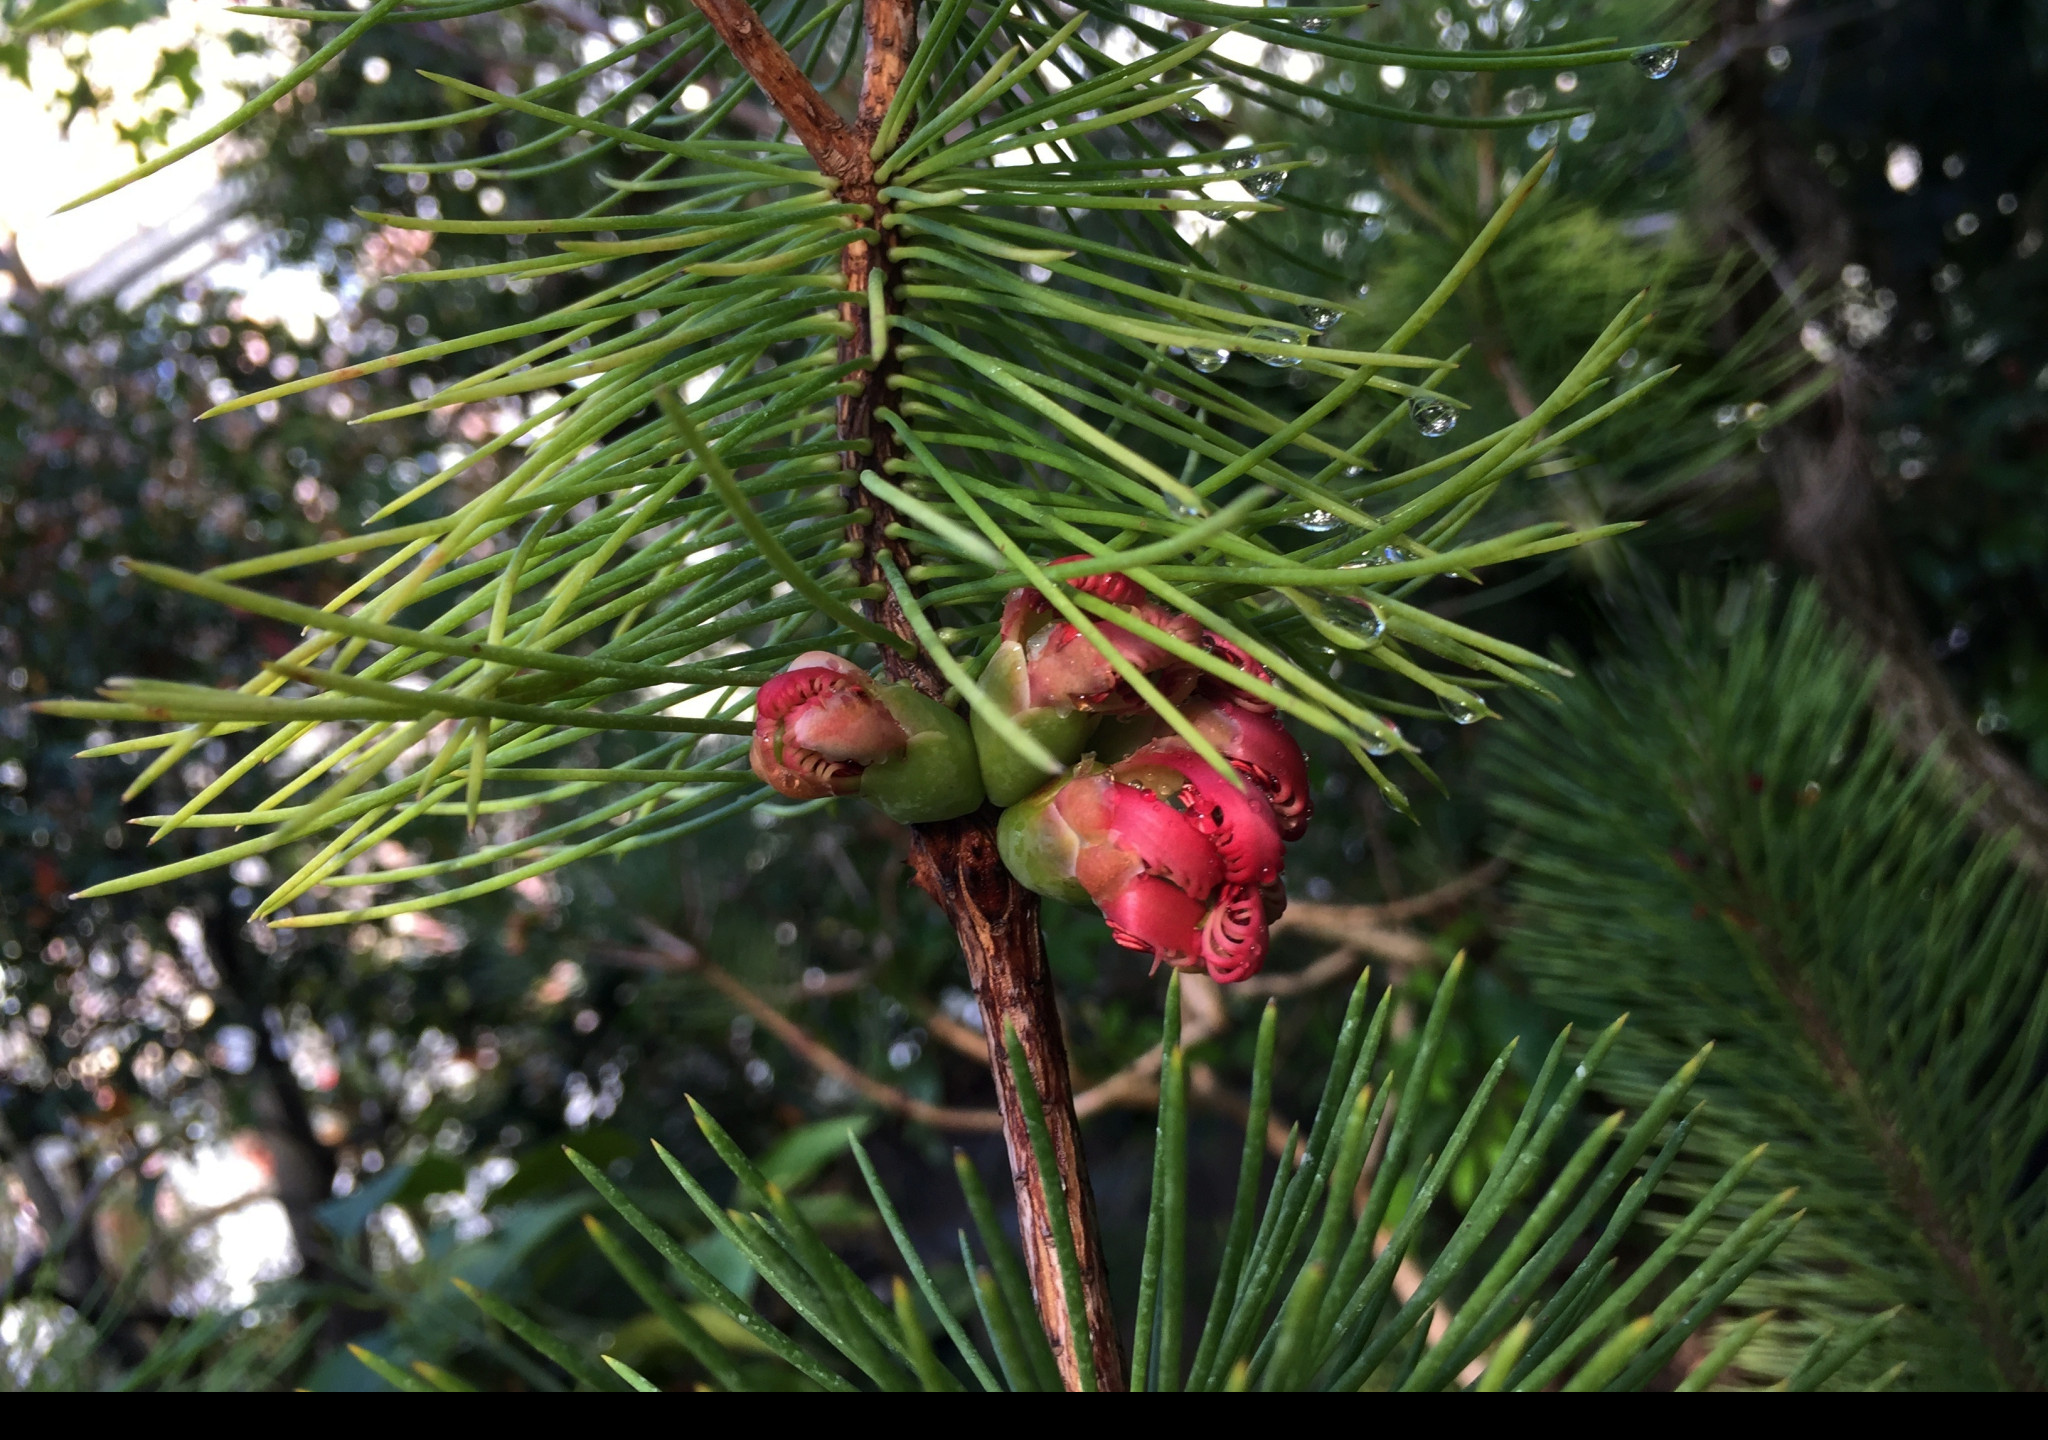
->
[910, 815, 1126, 1390]
[687, 0, 1127, 1388]
[684, 0, 862, 177]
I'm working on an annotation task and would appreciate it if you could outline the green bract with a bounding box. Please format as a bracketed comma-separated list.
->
[994, 776, 1089, 906]
[971, 640, 1100, 808]
[860, 680, 985, 823]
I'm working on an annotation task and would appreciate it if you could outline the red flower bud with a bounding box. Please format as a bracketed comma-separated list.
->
[996, 754, 1290, 984]
[752, 652, 907, 799]
[998, 561, 1202, 715]
[752, 653, 983, 822]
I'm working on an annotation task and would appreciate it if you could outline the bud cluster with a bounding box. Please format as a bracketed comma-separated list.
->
[748, 565, 1314, 983]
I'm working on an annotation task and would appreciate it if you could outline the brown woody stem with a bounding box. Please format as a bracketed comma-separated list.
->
[687, 0, 1126, 1389]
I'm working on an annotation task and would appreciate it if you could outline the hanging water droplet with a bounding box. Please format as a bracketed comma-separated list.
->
[1174, 102, 1209, 125]
[1342, 543, 1413, 570]
[1186, 345, 1230, 373]
[1330, 601, 1386, 644]
[1355, 280, 1372, 299]
[1296, 11, 1330, 34]
[1300, 304, 1340, 332]
[1363, 723, 1401, 757]
[1170, 494, 1205, 518]
[1633, 46, 1679, 80]
[1290, 508, 1344, 533]
[1439, 693, 1483, 725]
[1409, 397, 1457, 438]
[1250, 325, 1303, 367]
[1343, 464, 1365, 479]
[1230, 150, 1288, 200]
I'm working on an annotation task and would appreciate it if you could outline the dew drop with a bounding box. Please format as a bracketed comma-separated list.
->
[1343, 465, 1366, 479]
[1330, 601, 1386, 644]
[1409, 397, 1457, 438]
[1300, 304, 1341, 332]
[1355, 280, 1372, 299]
[1175, 102, 1209, 125]
[1251, 325, 1304, 367]
[1186, 345, 1231, 373]
[1231, 150, 1288, 199]
[1363, 723, 1401, 757]
[1296, 12, 1330, 34]
[1439, 693, 1483, 725]
[1342, 543, 1413, 570]
[1633, 46, 1679, 80]
[1289, 508, 1344, 534]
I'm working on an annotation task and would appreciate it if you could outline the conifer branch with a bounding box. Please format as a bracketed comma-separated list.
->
[685, 0, 862, 178]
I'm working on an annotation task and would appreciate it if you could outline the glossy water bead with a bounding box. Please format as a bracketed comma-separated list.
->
[1230, 151, 1289, 200]
[1300, 304, 1341, 332]
[1186, 346, 1230, 373]
[1634, 47, 1679, 80]
[1290, 509, 1345, 533]
[1329, 601, 1387, 644]
[1409, 397, 1457, 437]
[1344, 543, 1413, 570]
[1251, 326, 1304, 367]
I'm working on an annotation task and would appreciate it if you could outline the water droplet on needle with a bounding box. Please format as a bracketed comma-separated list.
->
[1409, 397, 1457, 437]
[1290, 509, 1344, 533]
[1251, 325, 1304, 367]
[1331, 601, 1386, 644]
[1633, 46, 1679, 80]
[1230, 151, 1288, 199]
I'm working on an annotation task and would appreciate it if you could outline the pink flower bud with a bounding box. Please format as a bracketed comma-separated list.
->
[752, 654, 986, 821]
[998, 561, 1203, 715]
[996, 752, 1292, 984]
[751, 652, 908, 800]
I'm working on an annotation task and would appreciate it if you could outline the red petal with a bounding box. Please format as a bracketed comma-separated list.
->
[1198, 632, 1278, 712]
[750, 732, 861, 799]
[1130, 749, 1285, 887]
[1104, 782, 1223, 901]
[1146, 699, 1314, 842]
[1097, 874, 1206, 966]
[1208, 700, 1313, 841]
[1068, 564, 1147, 608]
[1000, 586, 1049, 644]
[1199, 884, 1269, 984]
